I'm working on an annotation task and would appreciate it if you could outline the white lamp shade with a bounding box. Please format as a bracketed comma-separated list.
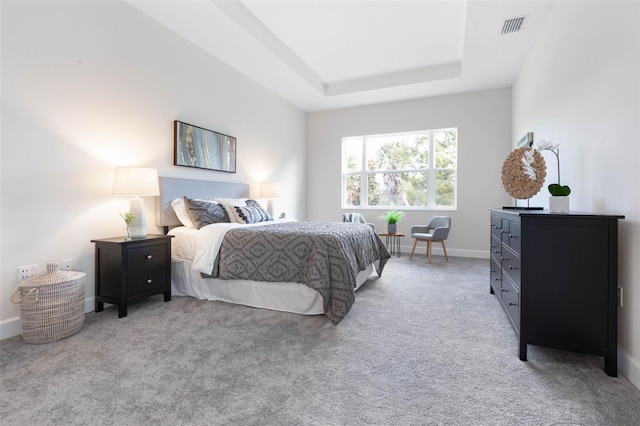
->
[259, 182, 281, 198]
[112, 167, 160, 196]
[113, 167, 159, 239]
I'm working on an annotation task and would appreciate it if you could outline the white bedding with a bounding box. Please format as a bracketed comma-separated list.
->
[168, 223, 375, 315]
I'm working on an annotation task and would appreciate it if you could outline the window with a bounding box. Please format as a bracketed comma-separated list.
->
[342, 128, 457, 209]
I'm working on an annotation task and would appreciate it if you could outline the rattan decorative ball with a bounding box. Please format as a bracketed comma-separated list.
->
[501, 147, 547, 199]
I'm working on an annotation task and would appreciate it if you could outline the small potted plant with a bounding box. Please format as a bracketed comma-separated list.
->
[119, 212, 137, 240]
[537, 140, 571, 213]
[379, 210, 405, 234]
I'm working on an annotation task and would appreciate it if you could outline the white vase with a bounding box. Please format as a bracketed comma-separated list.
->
[549, 196, 570, 213]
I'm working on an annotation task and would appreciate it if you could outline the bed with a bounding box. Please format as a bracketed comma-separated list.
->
[156, 177, 391, 324]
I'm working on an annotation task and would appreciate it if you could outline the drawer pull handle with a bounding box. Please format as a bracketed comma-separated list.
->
[508, 302, 518, 306]
[509, 265, 518, 270]
[493, 226, 500, 230]
[147, 279, 153, 284]
[501, 288, 508, 292]
[494, 250, 499, 254]
[146, 254, 153, 259]
[494, 278, 500, 281]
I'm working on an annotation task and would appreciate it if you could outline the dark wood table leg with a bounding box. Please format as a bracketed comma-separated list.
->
[605, 350, 618, 377]
[519, 340, 527, 361]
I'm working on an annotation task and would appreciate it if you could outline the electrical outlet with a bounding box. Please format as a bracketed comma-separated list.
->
[62, 259, 72, 270]
[17, 264, 39, 281]
[617, 286, 623, 307]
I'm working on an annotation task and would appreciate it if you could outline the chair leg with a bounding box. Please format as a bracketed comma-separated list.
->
[441, 241, 449, 262]
[409, 239, 418, 260]
[427, 241, 432, 264]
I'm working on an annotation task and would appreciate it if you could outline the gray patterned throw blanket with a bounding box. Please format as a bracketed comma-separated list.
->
[206, 221, 390, 324]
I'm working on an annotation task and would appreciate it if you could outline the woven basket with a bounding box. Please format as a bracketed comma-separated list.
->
[11, 262, 86, 344]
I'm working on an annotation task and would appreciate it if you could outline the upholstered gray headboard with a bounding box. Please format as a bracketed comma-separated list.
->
[156, 177, 250, 228]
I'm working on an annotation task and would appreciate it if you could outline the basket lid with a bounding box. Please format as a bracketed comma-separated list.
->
[20, 262, 85, 287]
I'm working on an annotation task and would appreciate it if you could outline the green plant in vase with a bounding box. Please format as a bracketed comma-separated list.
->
[379, 210, 405, 234]
[537, 140, 571, 212]
[119, 212, 137, 240]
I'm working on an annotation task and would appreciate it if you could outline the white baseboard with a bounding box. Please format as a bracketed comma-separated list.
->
[618, 346, 640, 391]
[84, 297, 95, 315]
[0, 316, 21, 340]
[0, 297, 96, 340]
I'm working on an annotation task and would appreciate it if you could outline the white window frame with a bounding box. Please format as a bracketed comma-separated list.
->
[341, 128, 457, 210]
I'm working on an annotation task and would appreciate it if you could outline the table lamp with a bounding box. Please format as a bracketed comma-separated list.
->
[112, 167, 160, 238]
[259, 182, 281, 216]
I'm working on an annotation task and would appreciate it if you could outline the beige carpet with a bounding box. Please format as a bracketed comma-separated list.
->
[2, 256, 639, 425]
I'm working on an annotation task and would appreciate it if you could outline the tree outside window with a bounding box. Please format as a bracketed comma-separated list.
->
[342, 128, 457, 209]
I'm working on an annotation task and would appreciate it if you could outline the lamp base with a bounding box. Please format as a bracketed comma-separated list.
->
[129, 196, 147, 238]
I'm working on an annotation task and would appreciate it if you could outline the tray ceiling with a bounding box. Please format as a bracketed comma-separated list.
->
[127, 0, 557, 112]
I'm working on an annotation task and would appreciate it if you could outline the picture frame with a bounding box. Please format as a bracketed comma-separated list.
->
[174, 121, 237, 173]
[517, 132, 534, 148]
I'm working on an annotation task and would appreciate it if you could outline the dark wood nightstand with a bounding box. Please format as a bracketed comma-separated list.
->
[91, 234, 173, 318]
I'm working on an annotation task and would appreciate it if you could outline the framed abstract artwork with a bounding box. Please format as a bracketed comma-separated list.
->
[174, 121, 237, 173]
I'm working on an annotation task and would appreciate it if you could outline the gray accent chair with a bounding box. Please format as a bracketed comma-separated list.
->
[409, 216, 451, 263]
[343, 213, 375, 230]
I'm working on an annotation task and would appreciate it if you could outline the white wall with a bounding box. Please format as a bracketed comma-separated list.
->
[306, 89, 512, 257]
[0, 0, 306, 336]
[512, 1, 640, 386]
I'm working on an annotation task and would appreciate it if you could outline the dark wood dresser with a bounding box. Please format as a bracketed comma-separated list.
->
[489, 209, 624, 376]
[91, 234, 173, 318]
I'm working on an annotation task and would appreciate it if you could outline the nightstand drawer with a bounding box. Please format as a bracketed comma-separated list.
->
[127, 266, 167, 297]
[127, 244, 167, 271]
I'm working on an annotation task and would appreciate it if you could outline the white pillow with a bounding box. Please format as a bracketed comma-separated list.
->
[171, 198, 196, 228]
[223, 204, 272, 224]
[214, 197, 248, 207]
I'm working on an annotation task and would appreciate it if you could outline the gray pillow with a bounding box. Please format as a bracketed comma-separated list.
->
[183, 196, 230, 229]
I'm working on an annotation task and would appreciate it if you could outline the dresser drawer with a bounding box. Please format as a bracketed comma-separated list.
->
[500, 218, 510, 244]
[491, 214, 502, 239]
[127, 266, 167, 297]
[501, 249, 521, 289]
[490, 256, 502, 293]
[501, 218, 522, 251]
[490, 235, 502, 257]
[127, 244, 167, 272]
[505, 221, 521, 254]
[501, 276, 520, 333]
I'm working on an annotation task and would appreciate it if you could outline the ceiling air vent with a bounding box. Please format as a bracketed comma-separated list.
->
[501, 15, 528, 34]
